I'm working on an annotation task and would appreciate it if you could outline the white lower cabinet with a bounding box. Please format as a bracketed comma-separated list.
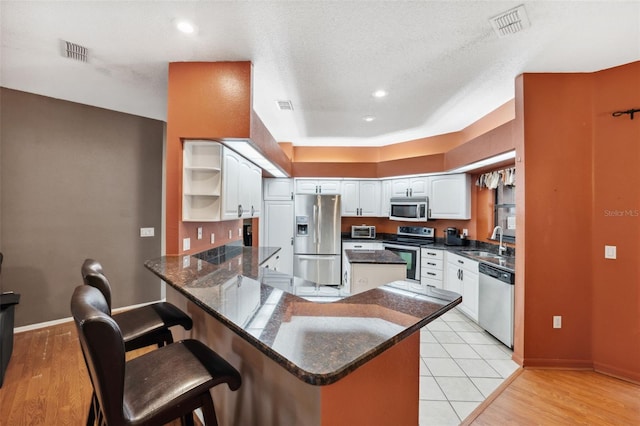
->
[445, 252, 479, 322]
[421, 248, 444, 289]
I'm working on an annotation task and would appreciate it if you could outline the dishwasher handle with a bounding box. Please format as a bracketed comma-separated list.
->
[479, 262, 515, 284]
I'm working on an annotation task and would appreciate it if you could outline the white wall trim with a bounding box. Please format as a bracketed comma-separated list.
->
[13, 299, 167, 334]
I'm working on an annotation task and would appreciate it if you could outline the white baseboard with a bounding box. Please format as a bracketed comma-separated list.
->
[14, 298, 166, 334]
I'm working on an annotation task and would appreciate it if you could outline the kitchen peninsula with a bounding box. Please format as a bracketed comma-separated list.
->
[145, 244, 461, 426]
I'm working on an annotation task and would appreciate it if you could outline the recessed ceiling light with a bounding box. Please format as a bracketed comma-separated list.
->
[176, 20, 196, 34]
[363, 115, 375, 122]
[373, 90, 387, 98]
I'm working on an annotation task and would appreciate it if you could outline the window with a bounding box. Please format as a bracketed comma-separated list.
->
[494, 182, 516, 243]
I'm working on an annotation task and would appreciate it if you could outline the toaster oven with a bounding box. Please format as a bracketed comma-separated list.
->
[351, 225, 376, 239]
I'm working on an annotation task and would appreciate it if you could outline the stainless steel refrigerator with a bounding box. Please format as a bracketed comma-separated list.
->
[293, 194, 342, 285]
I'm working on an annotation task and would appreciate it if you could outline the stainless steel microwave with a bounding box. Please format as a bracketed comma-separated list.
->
[389, 196, 429, 222]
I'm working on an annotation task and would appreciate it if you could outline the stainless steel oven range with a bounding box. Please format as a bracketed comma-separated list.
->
[383, 226, 434, 282]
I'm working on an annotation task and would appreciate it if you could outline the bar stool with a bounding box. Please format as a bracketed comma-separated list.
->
[71, 285, 241, 426]
[81, 258, 194, 425]
[80, 259, 192, 351]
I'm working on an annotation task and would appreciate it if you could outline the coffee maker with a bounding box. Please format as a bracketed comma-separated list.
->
[445, 227, 467, 246]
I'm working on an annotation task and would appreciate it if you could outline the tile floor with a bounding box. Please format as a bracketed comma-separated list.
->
[419, 308, 520, 425]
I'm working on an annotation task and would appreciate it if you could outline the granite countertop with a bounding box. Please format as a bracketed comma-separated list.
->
[345, 249, 406, 264]
[341, 235, 516, 272]
[144, 244, 461, 386]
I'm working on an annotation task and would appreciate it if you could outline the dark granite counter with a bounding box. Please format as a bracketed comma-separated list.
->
[344, 249, 406, 264]
[144, 245, 461, 386]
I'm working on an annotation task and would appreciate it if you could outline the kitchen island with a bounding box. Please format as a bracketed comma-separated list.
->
[145, 244, 461, 426]
[343, 249, 407, 295]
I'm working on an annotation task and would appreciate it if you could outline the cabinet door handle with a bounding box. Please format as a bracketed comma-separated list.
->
[461, 269, 464, 280]
[458, 259, 464, 264]
[238, 205, 243, 217]
[427, 262, 436, 266]
[427, 252, 437, 256]
[251, 205, 255, 216]
[427, 272, 436, 276]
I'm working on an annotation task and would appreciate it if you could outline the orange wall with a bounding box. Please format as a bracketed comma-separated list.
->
[591, 62, 640, 381]
[289, 100, 515, 173]
[166, 62, 253, 254]
[514, 61, 640, 382]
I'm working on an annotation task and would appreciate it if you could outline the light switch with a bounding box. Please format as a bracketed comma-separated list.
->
[553, 316, 562, 329]
[140, 227, 154, 237]
[197, 227, 203, 240]
[604, 245, 616, 259]
[210, 233, 215, 244]
[183, 238, 191, 251]
[228, 229, 232, 239]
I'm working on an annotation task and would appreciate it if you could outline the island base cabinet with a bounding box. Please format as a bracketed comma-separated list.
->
[167, 286, 420, 426]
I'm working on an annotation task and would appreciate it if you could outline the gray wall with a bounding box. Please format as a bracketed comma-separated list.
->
[0, 88, 164, 327]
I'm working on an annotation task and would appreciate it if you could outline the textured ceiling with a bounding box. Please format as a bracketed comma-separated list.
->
[1, 1, 639, 146]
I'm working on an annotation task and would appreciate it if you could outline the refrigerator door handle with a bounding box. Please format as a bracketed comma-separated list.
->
[296, 254, 338, 260]
[313, 204, 318, 244]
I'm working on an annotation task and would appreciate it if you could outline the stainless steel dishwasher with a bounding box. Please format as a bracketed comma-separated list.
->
[478, 262, 515, 348]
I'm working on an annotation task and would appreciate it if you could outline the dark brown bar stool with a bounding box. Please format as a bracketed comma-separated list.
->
[81, 258, 194, 425]
[80, 258, 193, 351]
[71, 285, 241, 426]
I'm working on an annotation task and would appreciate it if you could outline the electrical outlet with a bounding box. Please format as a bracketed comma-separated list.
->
[197, 227, 203, 240]
[553, 316, 562, 329]
[183, 238, 190, 251]
[210, 233, 215, 244]
[228, 229, 232, 239]
[604, 245, 616, 259]
[462, 228, 468, 237]
[140, 227, 154, 237]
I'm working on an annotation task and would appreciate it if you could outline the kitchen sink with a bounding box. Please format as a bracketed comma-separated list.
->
[461, 250, 504, 259]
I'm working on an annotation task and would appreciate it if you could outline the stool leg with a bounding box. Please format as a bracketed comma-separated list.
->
[200, 392, 218, 426]
[181, 414, 194, 426]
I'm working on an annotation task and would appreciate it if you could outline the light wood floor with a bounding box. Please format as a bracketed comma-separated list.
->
[2, 322, 640, 426]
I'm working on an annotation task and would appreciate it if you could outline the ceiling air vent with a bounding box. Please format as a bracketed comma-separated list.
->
[63, 40, 89, 62]
[276, 100, 294, 111]
[490, 4, 530, 38]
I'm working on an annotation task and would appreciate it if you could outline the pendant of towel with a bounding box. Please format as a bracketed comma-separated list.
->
[476, 167, 516, 189]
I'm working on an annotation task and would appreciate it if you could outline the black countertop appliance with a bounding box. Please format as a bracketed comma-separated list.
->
[445, 227, 468, 246]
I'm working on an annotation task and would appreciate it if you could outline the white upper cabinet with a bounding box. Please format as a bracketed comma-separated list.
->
[263, 178, 294, 201]
[222, 147, 262, 220]
[182, 141, 222, 222]
[391, 176, 430, 198]
[295, 179, 341, 194]
[428, 174, 471, 220]
[341, 180, 381, 217]
[380, 180, 393, 217]
[247, 162, 262, 217]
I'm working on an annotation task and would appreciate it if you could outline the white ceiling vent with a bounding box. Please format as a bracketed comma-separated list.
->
[490, 5, 530, 37]
[276, 100, 294, 111]
[62, 40, 89, 62]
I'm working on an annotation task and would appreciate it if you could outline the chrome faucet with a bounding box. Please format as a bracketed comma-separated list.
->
[491, 226, 507, 255]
